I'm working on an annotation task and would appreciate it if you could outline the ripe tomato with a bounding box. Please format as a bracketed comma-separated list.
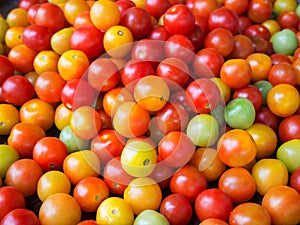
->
[51, 27, 75, 55]
[0, 55, 14, 86]
[224, 0, 248, 15]
[124, 177, 162, 215]
[159, 193, 192, 225]
[229, 202, 271, 225]
[278, 115, 300, 142]
[54, 103, 72, 131]
[6, 7, 30, 27]
[39, 193, 81, 225]
[267, 62, 297, 86]
[217, 129, 257, 167]
[199, 218, 229, 225]
[33, 50, 59, 75]
[277, 139, 300, 173]
[5, 158, 43, 197]
[170, 165, 207, 202]
[163, 4, 195, 35]
[0, 208, 40, 225]
[63, 150, 100, 185]
[246, 53, 272, 82]
[228, 34, 254, 59]
[195, 188, 233, 221]
[0, 104, 19, 135]
[73, 177, 109, 213]
[255, 106, 279, 131]
[22, 24, 52, 51]
[63, 0, 90, 25]
[277, 10, 299, 29]
[232, 85, 263, 111]
[37, 170, 71, 202]
[247, 0, 272, 23]
[73, 11, 94, 29]
[262, 185, 300, 225]
[290, 167, 300, 194]
[187, 0, 219, 19]
[0, 186, 26, 222]
[147, 25, 171, 41]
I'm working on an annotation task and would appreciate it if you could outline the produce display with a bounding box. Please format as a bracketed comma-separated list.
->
[1, 0, 300, 224]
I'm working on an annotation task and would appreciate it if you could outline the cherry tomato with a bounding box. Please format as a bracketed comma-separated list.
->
[0, 55, 14, 86]
[145, 0, 170, 19]
[290, 167, 300, 194]
[247, 0, 273, 23]
[0, 208, 40, 225]
[278, 114, 300, 142]
[232, 85, 263, 111]
[22, 24, 52, 51]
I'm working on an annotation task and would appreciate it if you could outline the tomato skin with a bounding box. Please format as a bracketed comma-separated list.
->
[70, 26, 105, 59]
[0, 56, 14, 86]
[145, 0, 170, 19]
[163, 4, 195, 35]
[195, 188, 233, 221]
[0, 186, 26, 222]
[1, 75, 35, 106]
[170, 165, 207, 202]
[267, 62, 297, 86]
[290, 168, 300, 194]
[232, 85, 263, 111]
[147, 25, 171, 41]
[255, 106, 278, 131]
[0, 208, 40, 225]
[278, 115, 300, 142]
[22, 24, 52, 51]
[247, 0, 273, 23]
[159, 193, 193, 225]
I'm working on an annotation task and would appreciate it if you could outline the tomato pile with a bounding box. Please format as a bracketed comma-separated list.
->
[1, 0, 300, 224]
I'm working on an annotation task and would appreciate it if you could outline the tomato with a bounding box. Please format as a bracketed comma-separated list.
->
[220, 58, 252, 89]
[90, 0, 121, 31]
[277, 139, 300, 173]
[26, 3, 41, 24]
[61, 78, 95, 111]
[96, 197, 134, 225]
[170, 165, 207, 202]
[51, 27, 75, 55]
[0, 104, 19, 136]
[195, 188, 233, 221]
[159, 193, 192, 225]
[273, 0, 297, 15]
[164, 34, 195, 63]
[54, 103, 72, 131]
[63, 0, 90, 26]
[290, 167, 300, 194]
[116, 0, 135, 17]
[262, 185, 300, 225]
[0, 208, 40, 225]
[33, 50, 59, 75]
[91, 129, 125, 165]
[39, 193, 81, 225]
[246, 0, 272, 23]
[204, 28, 235, 57]
[232, 85, 263, 111]
[77, 220, 100, 225]
[0, 55, 14, 86]
[156, 57, 190, 90]
[199, 218, 229, 225]
[223, 0, 248, 16]
[217, 129, 257, 167]
[5, 158, 43, 197]
[22, 24, 52, 51]
[229, 202, 271, 225]
[145, 0, 170, 18]
[163, 4, 195, 35]
[0, 186, 25, 222]
[37, 170, 71, 202]
[272, 29, 298, 56]
[244, 24, 271, 41]
[113, 101, 150, 138]
[267, 62, 297, 86]
[121, 7, 152, 39]
[228, 34, 254, 59]
[267, 83, 300, 117]
[187, 0, 219, 19]
[73, 11, 94, 29]
[124, 177, 162, 215]
[147, 25, 171, 41]
[253, 80, 273, 106]
[63, 150, 100, 185]
[278, 115, 300, 142]
[70, 26, 104, 59]
[73, 176, 109, 213]
[35, 2, 66, 33]
[218, 167, 256, 204]
[87, 58, 120, 92]
[19, 98, 55, 131]
[6, 7, 30, 27]
[277, 10, 299, 29]
[255, 106, 278, 131]
[251, 158, 289, 196]
[158, 131, 195, 168]
[208, 7, 239, 34]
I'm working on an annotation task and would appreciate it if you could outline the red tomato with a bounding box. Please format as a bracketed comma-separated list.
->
[186, 78, 221, 114]
[208, 7, 239, 34]
[0, 208, 40, 225]
[0, 56, 14, 86]
[255, 106, 279, 131]
[163, 4, 195, 35]
[290, 167, 300, 194]
[195, 188, 233, 221]
[158, 131, 195, 168]
[247, 0, 273, 23]
[1, 75, 35, 106]
[22, 24, 52, 51]
[115, 0, 135, 16]
[70, 26, 105, 59]
[276, 10, 299, 29]
[32, 137, 68, 172]
[147, 25, 171, 41]
[0, 186, 26, 221]
[159, 193, 193, 225]
[244, 24, 271, 41]
[278, 115, 300, 142]
[232, 85, 263, 111]
[145, 0, 170, 18]
[224, 0, 249, 15]
[228, 34, 254, 59]
[170, 164, 207, 202]
[267, 62, 297, 86]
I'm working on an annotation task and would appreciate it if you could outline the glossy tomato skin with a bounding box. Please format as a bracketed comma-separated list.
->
[0, 186, 26, 222]
[0, 56, 14, 86]
[0, 208, 40, 225]
[115, 0, 135, 16]
[145, 0, 171, 19]
[159, 193, 193, 225]
[22, 24, 52, 51]
[186, 78, 221, 114]
[247, 0, 273, 23]
[195, 188, 233, 221]
[255, 106, 278, 131]
[70, 26, 104, 59]
[147, 25, 171, 41]
[278, 115, 300, 142]
[163, 4, 195, 35]
[170, 164, 207, 202]
[1, 75, 35, 106]
[290, 168, 300, 194]
[232, 85, 263, 111]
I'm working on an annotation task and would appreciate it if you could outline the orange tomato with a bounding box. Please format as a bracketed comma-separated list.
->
[33, 50, 59, 75]
[6, 8, 30, 27]
[54, 103, 72, 130]
[4, 26, 24, 49]
[90, 0, 121, 31]
[123, 177, 162, 215]
[246, 53, 272, 82]
[19, 98, 55, 131]
[58, 49, 90, 81]
[73, 11, 93, 29]
[267, 83, 300, 117]
[63, 0, 90, 25]
[0, 104, 19, 135]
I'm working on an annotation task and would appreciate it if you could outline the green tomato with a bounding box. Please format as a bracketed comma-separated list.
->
[186, 114, 219, 147]
[121, 140, 157, 177]
[59, 125, 90, 153]
[277, 139, 300, 173]
[224, 98, 255, 129]
[253, 80, 273, 106]
[134, 209, 170, 225]
[272, 29, 298, 56]
[0, 144, 19, 178]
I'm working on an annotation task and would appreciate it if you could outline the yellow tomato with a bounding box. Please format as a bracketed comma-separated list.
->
[33, 50, 59, 74]
[6, 8, 30, 27]
[5, 26, 24, 49]
[51, 27, 75, 55]
[0, 104, 19, 135]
